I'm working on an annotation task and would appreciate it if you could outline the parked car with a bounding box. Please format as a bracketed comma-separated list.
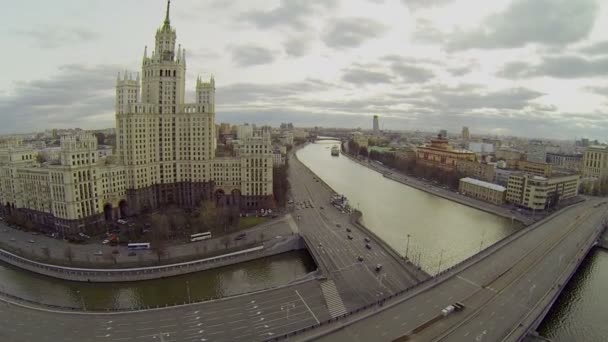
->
[365, 243, 372, 250]
[28, 239, 35, 243]
[117, 219, 128, 225]
[9, 238, 15, 242]
[102, 239, 110, 245]
[346, 228, 351, 233]
[364, 237, 371, 243]
[94, 251, 103, 256]
[357, 255, 364, 262]
[347, 235, 353, 240]
[375, 264, 383, 272]
[234, 233, 246, 241]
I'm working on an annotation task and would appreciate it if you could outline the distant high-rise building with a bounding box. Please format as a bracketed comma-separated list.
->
[462, 126, 470, 140]
[439, 129, 448, 138]
[373, 115, 379, 134]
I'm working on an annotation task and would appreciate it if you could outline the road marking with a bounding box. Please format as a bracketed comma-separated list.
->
[295, 290, 320, 324]
[457, 275, 482, 288]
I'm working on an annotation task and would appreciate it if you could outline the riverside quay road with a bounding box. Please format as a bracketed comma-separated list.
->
[296, 199, 608, 342]
[0, 150, 425, 342]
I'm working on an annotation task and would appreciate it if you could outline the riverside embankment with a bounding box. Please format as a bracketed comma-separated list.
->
[0, 234, 305, 282]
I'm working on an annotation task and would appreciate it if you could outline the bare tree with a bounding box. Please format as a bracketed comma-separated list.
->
[41, 247, 51, 260]
[63, 246, 74, 263]
[150, 214, 169, 263]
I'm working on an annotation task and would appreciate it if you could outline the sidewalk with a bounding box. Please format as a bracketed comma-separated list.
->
[0, 215, 296, 268]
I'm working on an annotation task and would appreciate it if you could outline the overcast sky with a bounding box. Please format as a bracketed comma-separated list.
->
[1, 0, 608, 140]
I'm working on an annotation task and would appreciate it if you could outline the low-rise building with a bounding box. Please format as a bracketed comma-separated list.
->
[495, 168, 518, 186]
[456, 160, 496, 182]
[506, 173, 580, 210]
[459, 177, 506, 205]
[516, 160, 552, 177]
[546, 152, 582, 171]
[496, 147, 524, 162]
[417, 135, 476, 171]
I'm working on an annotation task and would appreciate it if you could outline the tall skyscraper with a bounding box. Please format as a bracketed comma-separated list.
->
[0, 0, 274, 234]
[462, 126, 470, 140]
[373, 115, 379, 134]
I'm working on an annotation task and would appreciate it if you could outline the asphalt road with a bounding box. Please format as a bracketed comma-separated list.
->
[289, 154, 424, 311]
[0, 150, 423, 342]
[0, 279, 331, 342]
[306, 198, 607, 342]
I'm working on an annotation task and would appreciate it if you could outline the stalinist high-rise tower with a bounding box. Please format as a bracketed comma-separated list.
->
[116, 0, 273, 214]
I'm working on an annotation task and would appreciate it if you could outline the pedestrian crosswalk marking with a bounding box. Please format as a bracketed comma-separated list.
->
[320, 280, 347, 318]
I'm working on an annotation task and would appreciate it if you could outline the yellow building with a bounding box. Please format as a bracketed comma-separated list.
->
[581, 146, 608, 179]
[506, 173, 580, 210]
[459, 177, 506, 205]
[417, 135, 476, 171]
[516, 160, 553, 177]
[456, 160, 496, 182]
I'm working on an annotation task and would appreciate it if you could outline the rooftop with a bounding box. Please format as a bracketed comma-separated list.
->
[460, 177, 506, 192]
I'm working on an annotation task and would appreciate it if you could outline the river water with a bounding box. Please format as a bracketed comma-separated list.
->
[297, 141, 521, 273]
[297, 141, 606, 341]
[0, 250, 315, 310]
[0, 140, 604, 340]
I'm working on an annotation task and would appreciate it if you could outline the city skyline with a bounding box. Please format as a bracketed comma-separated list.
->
[1, 0, 608, 139]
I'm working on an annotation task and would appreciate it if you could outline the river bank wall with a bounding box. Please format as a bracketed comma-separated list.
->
[0, 235, 305, 283]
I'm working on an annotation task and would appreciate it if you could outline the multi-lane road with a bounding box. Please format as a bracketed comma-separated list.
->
[300, 198, 607, 341]
[0, 150, 422, 342]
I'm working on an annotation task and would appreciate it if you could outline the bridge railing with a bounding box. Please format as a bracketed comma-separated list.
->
[265, 202, 595, 341]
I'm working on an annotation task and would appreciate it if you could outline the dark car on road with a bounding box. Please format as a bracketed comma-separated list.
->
[365, 243, 372, 249]
[347, 234, 353, 240]
[364, 237, 371, 243]
[235, 233, 246, 240]
[357, 256, 364, 262]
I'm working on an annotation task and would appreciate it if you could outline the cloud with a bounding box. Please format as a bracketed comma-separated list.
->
[228, 45, 277, 66]
[341, 68, 393, 85]
[384, 56, 436, 82]
[14, 26, 100, 49]
[580, 41, 608, 55]
[239, 0, 337, 30]
[401, 0, 454, 10]
[447, 0, 598, 51]
[0, 64, 120, 134]
[322, 17, 386, 49]
[497, 56, 608, 79]
[284, 36, 312, 57]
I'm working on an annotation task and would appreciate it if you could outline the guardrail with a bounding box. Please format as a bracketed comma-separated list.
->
[265, 201, 593, 341]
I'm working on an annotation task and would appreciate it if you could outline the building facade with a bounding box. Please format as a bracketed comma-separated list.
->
[526, 140, 547, 163]
[456, 160, 496, 182]
[459, 177, 506, 205]
[506, 173, 580, 210]
[462, 126, 470, 140]
[581, 146, 608, 179]
[0, 134, 127, 234]
[546, 152, 582, 171]
[373, 115, 379, 134]
[417, 135, 476, 171]
[0, 2, 272, 234]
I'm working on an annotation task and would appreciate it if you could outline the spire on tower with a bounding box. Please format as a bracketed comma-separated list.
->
[163, 0, 171, 28]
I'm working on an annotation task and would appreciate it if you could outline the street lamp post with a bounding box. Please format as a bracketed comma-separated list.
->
[405, 234, 411, 261]
[437, 249, 444, 275]
[186, 281, 191, 304]
[76, 290, 86, 311]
